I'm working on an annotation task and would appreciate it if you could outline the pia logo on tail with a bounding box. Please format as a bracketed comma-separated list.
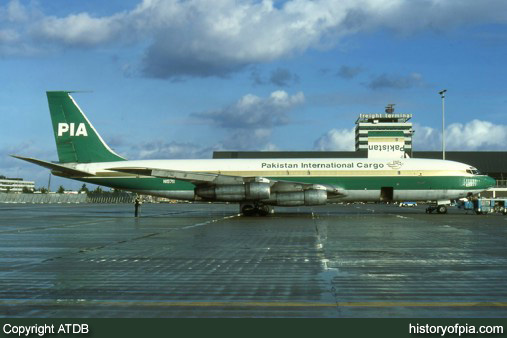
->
[57, 123, 88, 136]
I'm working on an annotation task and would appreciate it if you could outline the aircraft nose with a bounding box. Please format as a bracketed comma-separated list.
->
[485, 176, 496, 189]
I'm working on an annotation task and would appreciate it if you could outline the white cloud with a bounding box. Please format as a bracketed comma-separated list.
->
[316, 120, 507, 152]
[134, 140, 218, 159]
[413, 120, 507, 151]
[3, 0, 29, 22]
[3, 0, 507, 78]
[193, 90, 304, 129]
[446, 119, 507, 150]
[412, 123, 441, 150]
[193, 90, 304, 149]
[99, 90, 304, 156]
[36, 13, 123, 46]
[313, 128, 356, 151]
[0, 28, 18, 43]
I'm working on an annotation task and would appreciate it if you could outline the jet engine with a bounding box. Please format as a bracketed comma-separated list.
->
[195, 182, 271, 201]
[265, 189, 328, 206]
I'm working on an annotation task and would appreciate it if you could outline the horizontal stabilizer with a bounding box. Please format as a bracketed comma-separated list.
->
[11, 155, 93, 177]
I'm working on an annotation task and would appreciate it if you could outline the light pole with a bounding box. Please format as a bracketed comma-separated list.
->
[439, 89, 447, 160]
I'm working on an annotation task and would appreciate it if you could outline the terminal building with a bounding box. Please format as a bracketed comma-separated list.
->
[355, 104, 413, 157]
[0, 177, 35, 193]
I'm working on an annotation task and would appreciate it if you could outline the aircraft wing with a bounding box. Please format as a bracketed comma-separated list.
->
[109, 167, 346, 196]
[110, 167, 254, 185]
[11, 155, 94, 177]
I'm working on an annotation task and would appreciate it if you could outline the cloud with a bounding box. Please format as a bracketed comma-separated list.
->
[193, 90, 304, 129]
[250, 67, 299, 86]
[132, 140, 218, 159]
[413, 120, 507, 151]
[4, 0, 507, 78]
[193, 90, 304, 149]
[0, 28, 18, 43]
[0, 0, 40, 55]
[446, 120, 507, 150]
[1, 0, 29, 23]
[0, 141, 59, 188]
[337, 65, 363, 79]
[103, 134, 218, 159]
[370, 1, 507, 35]
[366, 72, 425, 90]
[315, 120, 507, 152]
[269, 68, 300, 87]
[221, 129, 279, 150]
[412, 123, 441, 151]
[35, 12, 124, 46]
[313, 128, 356, 151]
[97, 91, 304, 157]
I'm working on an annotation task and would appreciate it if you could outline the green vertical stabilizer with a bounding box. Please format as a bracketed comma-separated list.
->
[47, 91, 126, 163]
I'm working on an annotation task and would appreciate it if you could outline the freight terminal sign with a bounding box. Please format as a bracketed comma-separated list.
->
[368, 139, 405, 159]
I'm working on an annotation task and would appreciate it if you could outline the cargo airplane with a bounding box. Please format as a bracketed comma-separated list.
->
[13, 91, 496, 216]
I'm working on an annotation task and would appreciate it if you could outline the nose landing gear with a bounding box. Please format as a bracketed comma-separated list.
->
[425, 204, 448, 214]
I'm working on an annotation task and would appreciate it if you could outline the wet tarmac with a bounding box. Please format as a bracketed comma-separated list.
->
[0, 203, 506, 318]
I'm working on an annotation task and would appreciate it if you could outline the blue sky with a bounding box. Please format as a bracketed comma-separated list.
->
[1, 0, 507, 190]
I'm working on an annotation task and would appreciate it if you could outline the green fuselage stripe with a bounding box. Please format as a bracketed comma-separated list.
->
[77, 175, 492, 191]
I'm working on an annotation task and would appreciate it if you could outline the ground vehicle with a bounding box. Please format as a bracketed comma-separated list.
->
[458, 198, 507, 215]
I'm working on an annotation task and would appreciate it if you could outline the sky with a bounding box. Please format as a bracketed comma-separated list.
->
[1, 0, 507, 190]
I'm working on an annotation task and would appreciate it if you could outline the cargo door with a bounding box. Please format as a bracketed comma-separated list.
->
[380, 187, 394, 202]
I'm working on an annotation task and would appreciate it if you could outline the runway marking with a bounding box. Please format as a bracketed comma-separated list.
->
[2, 299, 507, 308]
[181, 214, 240, 229]
[396, 215, 409, 219]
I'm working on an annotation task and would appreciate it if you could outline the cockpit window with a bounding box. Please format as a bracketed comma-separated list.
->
[466, 168, 481, 175]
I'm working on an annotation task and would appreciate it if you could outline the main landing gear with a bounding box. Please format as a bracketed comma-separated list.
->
[426, 204, 448, 214]
[240, 203, 273, 216]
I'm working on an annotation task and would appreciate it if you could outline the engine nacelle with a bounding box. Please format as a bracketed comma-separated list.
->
[195, 182, 271, 201]
[266, 189, 328, 206]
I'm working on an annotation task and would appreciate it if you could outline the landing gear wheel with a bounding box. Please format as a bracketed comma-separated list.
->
[436, 205, 448, 214]
[241, 204, 256, 216]
[258, 205, 272, 216]
[240, 203, 272, 216]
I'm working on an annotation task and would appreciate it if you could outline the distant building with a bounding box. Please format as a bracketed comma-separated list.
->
[355, 104, 413, 157]
[0, 177, 35, 193]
